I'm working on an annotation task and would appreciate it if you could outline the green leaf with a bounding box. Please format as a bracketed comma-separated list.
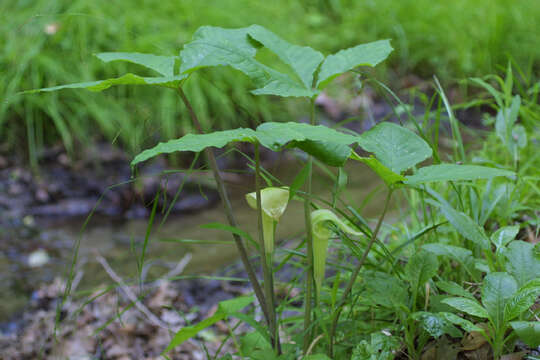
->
[505, 241, 540, 287]
[180, 26, 316, 97]
[436, 281, 476, 300]
[295, 140, 352, 167]
[358, 122, 432, 173]
[495, 95, 521, 156]
[481, 272, 517, 328]
[405, 250, 439, 294]
[316, 40, 393, 89]
[217, 295, 254, 314]
[439, 312, 484, 333]
[430, 199, 490, 250]
[423, 243, 473, 265]
[405, 164, 515, 185]
[363, 271, 408, 309]
[132, 128, 257, 165]
[131, 122, 359, 167]
[442, 298, 489, 318]
[351, 154, 405, 186]
[22, 73, 187, 94]
[96, 52, 177, 76]
[163, 312, 225, 353]
[412, 311, 462, 338]
[490, 226, 519, 252]
[510, 321, 540, 347]
[255, 122, 358, 151]
[163, 296, 253, 353]
[246, 25, 324, 89]
[352, 332, 401, 360]
[240, 331, 272, 357]
[504, 282, 540, 321]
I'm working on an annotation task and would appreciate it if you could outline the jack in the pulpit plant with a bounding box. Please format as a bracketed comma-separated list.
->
[246, 187, 290, 256]
[311, 209, 363, 297]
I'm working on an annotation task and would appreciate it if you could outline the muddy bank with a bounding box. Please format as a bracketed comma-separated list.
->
[0, 143, 221, 227]
[0, 269, 254, 359]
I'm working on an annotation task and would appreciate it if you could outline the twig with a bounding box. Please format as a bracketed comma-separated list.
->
[166, 253, 192, 278]
[95, 253, 170, 330]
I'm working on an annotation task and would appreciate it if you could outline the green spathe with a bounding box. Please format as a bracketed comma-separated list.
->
[311, 209, 362, 297]
[246, 187, 290, 255]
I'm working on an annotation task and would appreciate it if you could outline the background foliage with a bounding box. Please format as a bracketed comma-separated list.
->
[2, 0, 539, 162]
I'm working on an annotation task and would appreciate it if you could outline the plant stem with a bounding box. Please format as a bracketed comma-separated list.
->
[254, 142, 281, 353]
[302, 98, 316, 353]
[328, 189, 394, 356]
[176, 87, 269, 323]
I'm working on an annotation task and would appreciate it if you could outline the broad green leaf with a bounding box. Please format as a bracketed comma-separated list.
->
[405, 250, 439, 294]
[505, 241, 540, 287]
[490, 226, 519, 252]
[240, 332, 272, 357]
[217, 295, 254, 314]
[510, 321, 540, 347]
[295, 140, 352, 167]
[436, 281, 476, 300]
[316, 40, 393, 89]
[351, 154, 405, 186]
[180, 26, 316, 97]
[255, 122, 358, 151]
[352, 332, 401, 360]
[481, 272, 517, 328]
[96, 52, 176, 76]
[132, 128, 257, 165]
[430, 199, 490, 250]
[439, 312, 484, 333]
[363, 271, 408, 309]
[442, 298, 489, 318]
[412, 311, 462, 338]
[423, 243, 473, 265]
[164, 296, 253, 353]
[405, 164, 515, 185]
[504, 281, 540, 321]
[131, 122, 359, 167]
[180, 26, 257, 72]
[358, 122, 432, 173]
[22, 73, 187, 94]
[246, 25, 324, 88]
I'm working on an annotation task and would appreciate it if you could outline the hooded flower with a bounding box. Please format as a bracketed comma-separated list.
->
[246, 187, 290, 256]
[311, 209, 363, 297]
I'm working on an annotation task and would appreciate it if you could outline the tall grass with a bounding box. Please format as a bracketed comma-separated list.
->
[2, 0, 539, 164]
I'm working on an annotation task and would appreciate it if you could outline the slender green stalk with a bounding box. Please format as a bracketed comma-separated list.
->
[328, 189, 394, 356]
[302, 98, 316, 353]
[176, 87, 269, 324]
[254, 142, 281, 353]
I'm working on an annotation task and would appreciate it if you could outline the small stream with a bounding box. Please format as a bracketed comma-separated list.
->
[0, 157, 385, 324]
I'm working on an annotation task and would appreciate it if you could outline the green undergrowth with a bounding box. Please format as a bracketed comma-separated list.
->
[2, 0, 539, 166]
[29, 24, 540, 359]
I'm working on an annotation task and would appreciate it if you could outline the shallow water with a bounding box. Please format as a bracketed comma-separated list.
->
[0, 157, 385, 323]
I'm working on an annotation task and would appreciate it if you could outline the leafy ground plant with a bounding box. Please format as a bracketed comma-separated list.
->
[26, 24, 537, 359]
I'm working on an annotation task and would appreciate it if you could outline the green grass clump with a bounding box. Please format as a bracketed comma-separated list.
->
[2, 0, 539, 163]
